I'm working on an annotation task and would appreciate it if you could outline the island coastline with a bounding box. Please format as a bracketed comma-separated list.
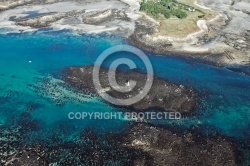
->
[0, 0, 249, 68]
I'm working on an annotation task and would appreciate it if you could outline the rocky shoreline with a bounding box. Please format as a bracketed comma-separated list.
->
[0, 0, 249, 66]
[0, 0, 136, 36]
[128, 11, 250, 67]
[15, 10, 85, 28]
[63, 66, 195, 113]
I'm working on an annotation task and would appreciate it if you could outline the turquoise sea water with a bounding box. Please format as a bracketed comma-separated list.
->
[0, 31, 250, 163]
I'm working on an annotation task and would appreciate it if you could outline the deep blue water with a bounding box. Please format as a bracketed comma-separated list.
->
[0, 31, 250, 163]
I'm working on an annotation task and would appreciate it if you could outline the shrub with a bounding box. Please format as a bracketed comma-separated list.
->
[140, 0, 187, 19]
[172, 9, 187, 19]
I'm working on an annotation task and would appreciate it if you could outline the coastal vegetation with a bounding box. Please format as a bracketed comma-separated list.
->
[140, 0, 217, 38]
[140, 0, 188, 19]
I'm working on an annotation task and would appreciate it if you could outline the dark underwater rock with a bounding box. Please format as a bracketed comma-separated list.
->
[63, 66, 195, 113]
[121, 123, 237, 166]
[0, 122, 239, 166]
[5, 150, 45, 166]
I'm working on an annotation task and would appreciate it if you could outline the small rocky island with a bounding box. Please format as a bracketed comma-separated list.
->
[63, 66, 195, 113]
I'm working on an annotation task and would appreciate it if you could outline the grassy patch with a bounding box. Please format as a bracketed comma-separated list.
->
[177, 0, 216, 20]
[140, 0, 218, 38]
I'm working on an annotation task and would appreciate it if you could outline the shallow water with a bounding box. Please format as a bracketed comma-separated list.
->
[0, 31, 249, 163]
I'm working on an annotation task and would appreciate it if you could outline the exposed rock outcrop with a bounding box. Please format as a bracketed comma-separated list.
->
[82, 9, 130, 25]
[63, 66, 195, 113]
[15, 10, 85, 28]
[121, 123, 238, 166]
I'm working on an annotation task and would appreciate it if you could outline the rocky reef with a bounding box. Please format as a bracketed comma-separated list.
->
[15, 10, 85, 28]
[121, 123, 238, 166]
[63, 66, 195, 113]
[82, 9, 130, 25]
[0, 0, 137, 37]
[0, 0, 38, 11]
[0, 120, 239, 166]
[0, 88, 240, 165]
